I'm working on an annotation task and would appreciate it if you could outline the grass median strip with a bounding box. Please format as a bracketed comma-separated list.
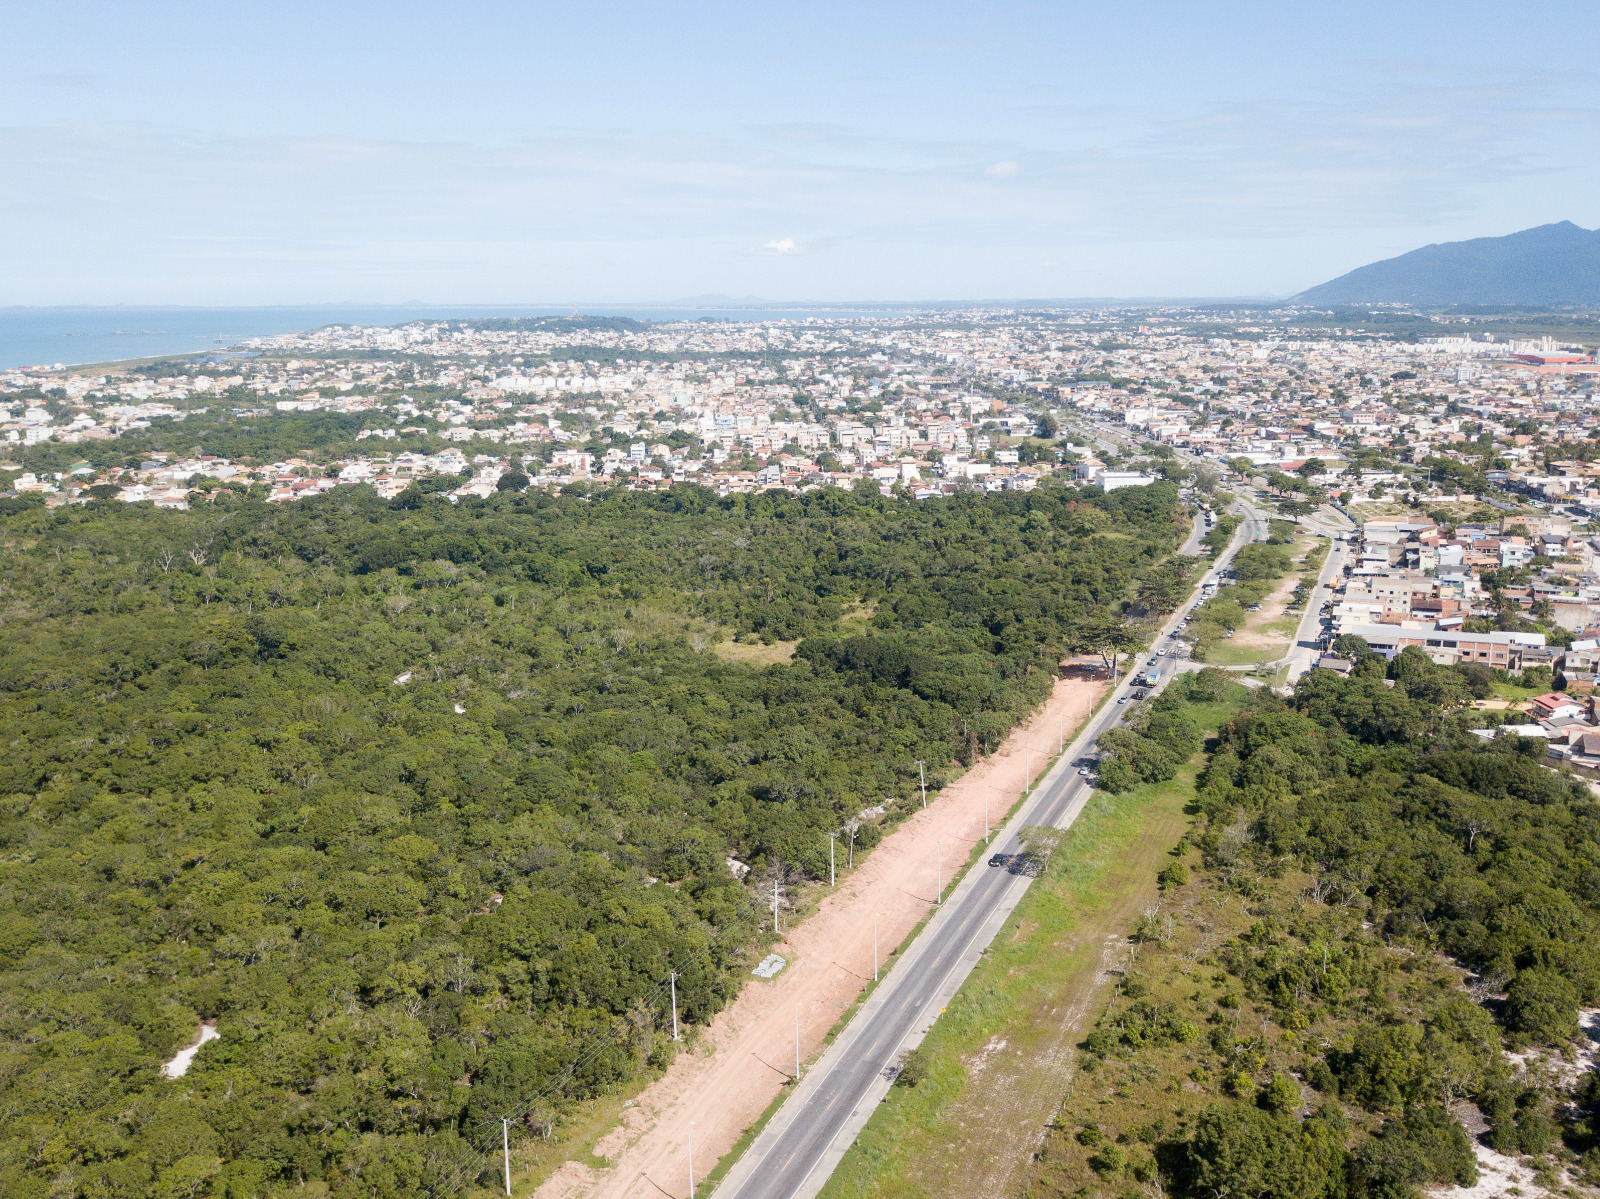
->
[816, 759, 1204, 1199]
[702, 688, 1111, 1194]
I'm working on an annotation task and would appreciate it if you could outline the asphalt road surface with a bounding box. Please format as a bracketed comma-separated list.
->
[1281, 530, 1350, 684]
[716, 501, 1266, 1199]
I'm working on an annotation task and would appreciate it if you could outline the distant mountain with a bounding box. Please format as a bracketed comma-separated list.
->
[1294, 221, 1600, 307]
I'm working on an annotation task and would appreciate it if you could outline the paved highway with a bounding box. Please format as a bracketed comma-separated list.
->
[1280, 530, 1350, 684]
[716, 499, 1269, 1199]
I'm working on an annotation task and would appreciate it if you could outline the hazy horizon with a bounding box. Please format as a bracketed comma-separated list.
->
[1, 294, 1298, 312]
[6, 1, 1599, 305]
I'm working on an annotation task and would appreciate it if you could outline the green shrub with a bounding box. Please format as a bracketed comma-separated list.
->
[1257, 1073, 1301, 1113]
[894, 1046, 930, 1087]
[1504, 970, 1579, 1044]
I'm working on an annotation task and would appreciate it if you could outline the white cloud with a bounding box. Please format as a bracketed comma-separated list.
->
[757, 237, 803, 255]
[984, 160, 1022, 178]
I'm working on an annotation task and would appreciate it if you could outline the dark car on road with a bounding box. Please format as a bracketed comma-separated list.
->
[987, 851, 1043, 876]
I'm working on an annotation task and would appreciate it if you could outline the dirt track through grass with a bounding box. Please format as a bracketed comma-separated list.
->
[816, 762, 1199, 1199]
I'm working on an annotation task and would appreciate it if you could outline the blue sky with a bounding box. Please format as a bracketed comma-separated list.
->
[4, 1, 1598, 304]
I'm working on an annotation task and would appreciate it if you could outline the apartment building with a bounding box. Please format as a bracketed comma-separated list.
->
[1339, 622, 1542, 669]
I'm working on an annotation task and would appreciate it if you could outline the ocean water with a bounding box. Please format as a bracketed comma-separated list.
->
[0, 303, 939, 371]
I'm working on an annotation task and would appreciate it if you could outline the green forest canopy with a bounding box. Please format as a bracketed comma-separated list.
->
[1027, 659, 1600, 1199]
[0, 478, 1185, 1198]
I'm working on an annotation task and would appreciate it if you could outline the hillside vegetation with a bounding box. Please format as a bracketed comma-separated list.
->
[0, 479, 1183, 1199]
[1022, 654, 1600, 1199]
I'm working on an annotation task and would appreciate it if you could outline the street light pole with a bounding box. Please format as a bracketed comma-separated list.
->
[829, 833, 836, 887]
[936, 845, 941, 906]
[916, 760, 926, 808]
[873, 915, 879, 981]
[795, 1004, 801, 1079]
[502, 1118, 511, 1197]
[688, 1123, 695, 1199]
[669, 971, 680, 1041]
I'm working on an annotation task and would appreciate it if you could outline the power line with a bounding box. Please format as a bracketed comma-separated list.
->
[428, 920, 748, 1195]
[436, 772, 938, 1193]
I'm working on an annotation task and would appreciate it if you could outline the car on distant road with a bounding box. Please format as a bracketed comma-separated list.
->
[1133, 690, 1146, 700]
[1117, 695, 1129, 705]
[1078, 766, 1092, 776]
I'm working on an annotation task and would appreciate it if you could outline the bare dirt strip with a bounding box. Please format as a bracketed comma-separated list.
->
[531, 675, 1107, 1199]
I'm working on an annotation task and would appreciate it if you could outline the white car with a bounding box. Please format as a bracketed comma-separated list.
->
[1117, 695, 1129, 705]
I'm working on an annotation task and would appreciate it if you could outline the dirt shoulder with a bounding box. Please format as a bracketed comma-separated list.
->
[530, 675, 1106, 1199]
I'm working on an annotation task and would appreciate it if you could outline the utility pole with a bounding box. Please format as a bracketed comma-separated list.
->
[984, 792, 990, 845]
[688, 1122, 695, 1199]
[669, 971, 680, 1041]
[829, 833, 836, 887]
[794, 1004, 801, 1079]
[502, 1118, 511, 1197]
[916, 760, 926, 808]
[936, 845, 942, 906]
[1024, 747, 1030, 795]
[873, 915, 879, 981]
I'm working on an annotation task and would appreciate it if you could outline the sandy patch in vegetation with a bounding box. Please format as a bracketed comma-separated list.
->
[530, 675, 1106, 1199]
[712, 638, 800, 666]
[1430, 1009, 1600, 1199]
[1429, 1128, 1547, 1199]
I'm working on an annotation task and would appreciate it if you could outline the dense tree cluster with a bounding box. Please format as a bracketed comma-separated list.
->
[1096, 687, 1203, 793]
[1029, 650, 1600, 1199]
[0, 479, 1183, 1198]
